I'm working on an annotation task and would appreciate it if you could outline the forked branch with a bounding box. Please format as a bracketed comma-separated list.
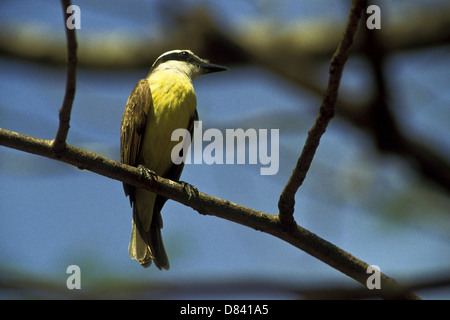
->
[278, 0, 366, 226]
[52, 0, 78, 156]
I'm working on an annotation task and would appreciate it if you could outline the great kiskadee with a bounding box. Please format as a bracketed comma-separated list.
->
[120, 50, 228, 269]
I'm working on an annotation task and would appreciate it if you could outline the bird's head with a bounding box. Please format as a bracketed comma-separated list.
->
[149, 49, 228, 80]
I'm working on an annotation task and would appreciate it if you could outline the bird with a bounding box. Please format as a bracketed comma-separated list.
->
[120, 49, 228, 269]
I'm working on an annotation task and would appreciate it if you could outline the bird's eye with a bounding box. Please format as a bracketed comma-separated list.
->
[182, 51, 188, 56]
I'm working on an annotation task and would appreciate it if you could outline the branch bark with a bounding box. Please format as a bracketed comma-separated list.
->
[52, 0, 78, 156]
[277, 0, 366, 226]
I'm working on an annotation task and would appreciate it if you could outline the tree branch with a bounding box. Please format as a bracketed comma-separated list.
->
[0, 127, 420, 299]
[277, 0, 366, 226]
[52, 0, 78, 156]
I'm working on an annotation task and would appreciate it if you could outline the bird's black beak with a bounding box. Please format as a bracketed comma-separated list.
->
[198, 60, 228, 74]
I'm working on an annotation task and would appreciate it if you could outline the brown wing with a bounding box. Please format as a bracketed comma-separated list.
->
[120, 79, 153, 204]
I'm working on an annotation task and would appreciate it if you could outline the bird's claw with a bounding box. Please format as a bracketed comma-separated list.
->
[180, 181, 199, 201]
[138, 165, 158, 181]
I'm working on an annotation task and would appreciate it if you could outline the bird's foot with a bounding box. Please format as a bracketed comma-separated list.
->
[138, 165, 158, 182]
[180, 181, 199, 201]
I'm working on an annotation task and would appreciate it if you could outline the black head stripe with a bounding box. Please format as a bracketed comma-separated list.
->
[151, 50, 199, 70]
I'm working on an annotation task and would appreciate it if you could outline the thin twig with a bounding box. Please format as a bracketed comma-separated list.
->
[52, 0, 78, 156]
[278, 0, 366, 227]
[0, 127, 420, 300]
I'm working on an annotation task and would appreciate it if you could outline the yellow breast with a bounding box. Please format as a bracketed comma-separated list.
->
[139, 70, 197, 176]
